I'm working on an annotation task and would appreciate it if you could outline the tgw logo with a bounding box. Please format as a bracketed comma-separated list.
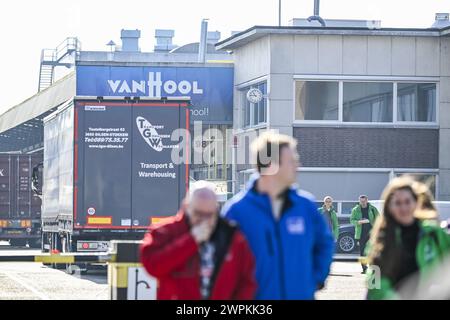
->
[136, 117, 164, 152]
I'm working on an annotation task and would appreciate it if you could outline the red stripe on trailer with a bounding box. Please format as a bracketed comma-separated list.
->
[73, 107, 79, 223]
[73, 187, 78, 223]
[75, 225, 148, 230]
[74, 145, 78, 183]
[74, 107, 79, 141]
[77, 102, 184, 107]
[185, 107, 190, 194]
[135, 102, 186, 107]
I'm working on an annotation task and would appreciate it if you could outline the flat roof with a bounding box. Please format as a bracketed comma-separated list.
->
[0, 72, 75, 133]
[77, 51, 234, 66]
[216, 25, 450, 51]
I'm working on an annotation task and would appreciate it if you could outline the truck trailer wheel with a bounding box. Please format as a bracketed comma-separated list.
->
[65, 263, 88, 275]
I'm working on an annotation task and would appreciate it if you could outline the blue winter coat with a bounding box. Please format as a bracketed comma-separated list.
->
[221, 177, 334, 300]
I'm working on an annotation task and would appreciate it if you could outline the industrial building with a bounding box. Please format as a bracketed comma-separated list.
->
[216, 13, 450, 214]
[2, 13, 450, 216]
[0, 23, 234, 200]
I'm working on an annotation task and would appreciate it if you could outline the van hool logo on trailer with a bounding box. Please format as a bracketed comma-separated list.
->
[136, 116, 178, 152]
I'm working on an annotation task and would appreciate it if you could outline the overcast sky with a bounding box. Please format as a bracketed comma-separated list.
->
[0, 0, 449, 114]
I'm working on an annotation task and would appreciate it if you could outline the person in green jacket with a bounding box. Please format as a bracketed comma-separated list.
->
[350, 195, 380, 273]
[318, 196, 339, 241]
[366, 176, 450, 300]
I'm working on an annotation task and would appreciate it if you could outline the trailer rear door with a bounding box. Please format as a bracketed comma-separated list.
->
[75, 100, 189, 229]
[131, 102, 189, 228]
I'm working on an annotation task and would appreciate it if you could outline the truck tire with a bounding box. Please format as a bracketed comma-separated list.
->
[65, 263, 88, 275]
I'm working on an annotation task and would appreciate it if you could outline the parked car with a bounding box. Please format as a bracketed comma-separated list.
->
[336, 224, 359, 254]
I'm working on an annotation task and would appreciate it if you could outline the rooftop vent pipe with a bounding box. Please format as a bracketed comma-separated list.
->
[307, 0, 326, 27]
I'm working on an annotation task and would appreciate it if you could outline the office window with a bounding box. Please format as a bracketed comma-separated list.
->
[190, 124, 229, 181]
[343, 82, 393, 122]
[397, 83, 436, 122]
[295, 81, 339, 120]
[242, 82, 267, 128]
[395, 173, 437, 198]
[258, 83, 267, 124]
[341, 202, 358, 216]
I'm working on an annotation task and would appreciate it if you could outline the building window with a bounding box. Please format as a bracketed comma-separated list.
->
[294, 80, 437, 125]
[343, 82, 393, 122]
[242, 82, 267, 128]
[341, 201, 359, 216]
[395, 172, 437, 198]
[190, 124, 230, 183]
[397, 83, 436, 122]
[295, 81, 339, 120]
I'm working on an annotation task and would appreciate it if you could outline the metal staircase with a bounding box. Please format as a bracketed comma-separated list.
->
[38, 37, 80, 92]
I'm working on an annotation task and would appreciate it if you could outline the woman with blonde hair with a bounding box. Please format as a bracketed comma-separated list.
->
[412, 179, 438, 220]
[366, 176, 450, 300]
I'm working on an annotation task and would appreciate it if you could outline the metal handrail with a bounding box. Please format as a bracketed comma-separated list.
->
[38, 37, 81, 91]
[40, 49, 56, 63]
[55, 37, 81, 62]
[40, 37, 81, 63]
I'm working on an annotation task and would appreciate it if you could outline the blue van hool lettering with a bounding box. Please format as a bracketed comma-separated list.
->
[76, 65, 234, 123]
[108, 72, 203, 97]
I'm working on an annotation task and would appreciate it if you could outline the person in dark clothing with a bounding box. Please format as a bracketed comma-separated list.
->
[350, 195, 379, 273]
[360, 204, 371, 259]
[393, 221, 420, 290]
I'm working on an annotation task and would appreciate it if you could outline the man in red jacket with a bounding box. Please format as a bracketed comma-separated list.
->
[140, 180, 257, 300]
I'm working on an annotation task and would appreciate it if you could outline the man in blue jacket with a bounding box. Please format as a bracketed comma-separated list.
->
[222, 132, 334, 300]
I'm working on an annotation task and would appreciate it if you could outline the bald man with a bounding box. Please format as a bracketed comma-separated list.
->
[140, 181, 256, 300]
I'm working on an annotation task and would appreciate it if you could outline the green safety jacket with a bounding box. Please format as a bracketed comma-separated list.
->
[350, 203, 380, 240]
[318, 206, 339, 240]
[367, 220, 450, 300]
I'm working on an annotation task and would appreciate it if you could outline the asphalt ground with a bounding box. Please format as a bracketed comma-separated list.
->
[0, 242, 365, 300]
